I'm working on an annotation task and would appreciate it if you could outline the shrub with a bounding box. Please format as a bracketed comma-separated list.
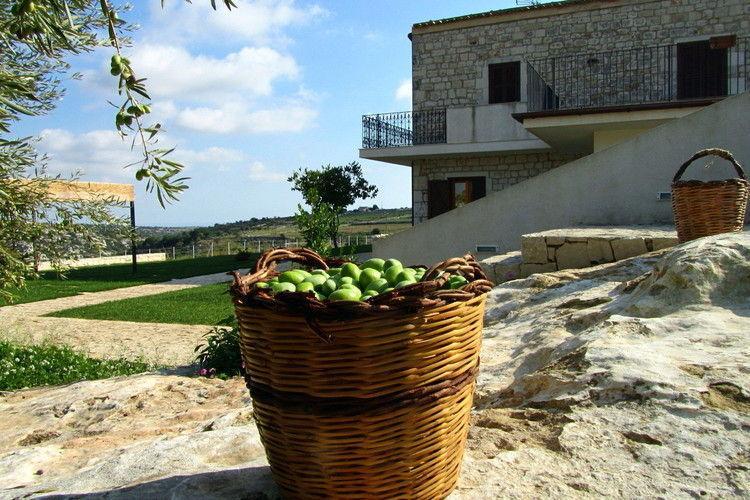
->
[235, 250, 253, 261]
[194, 325, 243, 379]
[0, 341, 152, 391]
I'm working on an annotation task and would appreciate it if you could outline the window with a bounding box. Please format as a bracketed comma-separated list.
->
[677, 40, 728, 100]
[488, 62, 521, 103]
[427, 177, 486, 219]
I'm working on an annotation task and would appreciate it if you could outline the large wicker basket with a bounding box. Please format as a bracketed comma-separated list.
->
[231, 248, 493, 499]
[672, 148, 749, 243]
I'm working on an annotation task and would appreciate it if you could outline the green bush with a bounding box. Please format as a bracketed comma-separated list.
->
[194, 325, 243, 379]
[0, 341, 152, 391]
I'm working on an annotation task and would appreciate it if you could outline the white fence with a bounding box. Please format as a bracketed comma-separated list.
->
[137, 235, 376, 260]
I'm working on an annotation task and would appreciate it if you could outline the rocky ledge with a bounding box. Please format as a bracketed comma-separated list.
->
[1, 233, 748, 498]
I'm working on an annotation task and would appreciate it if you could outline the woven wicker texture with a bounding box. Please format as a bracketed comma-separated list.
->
[232, 248, 491, 499]
[252, 381, 475, 499]
[672, 148, 749, 243]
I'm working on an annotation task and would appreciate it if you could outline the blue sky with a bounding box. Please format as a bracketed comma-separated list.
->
[16, 0, 537, 226]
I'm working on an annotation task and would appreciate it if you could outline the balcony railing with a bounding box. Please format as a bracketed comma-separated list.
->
[362, 109, 446, 148]
[527, 37, 749, 112]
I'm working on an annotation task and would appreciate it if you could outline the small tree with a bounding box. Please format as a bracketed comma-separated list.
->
[288, 162, 378, 249]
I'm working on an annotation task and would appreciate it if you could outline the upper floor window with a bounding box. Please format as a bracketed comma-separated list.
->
[488, 61, 520, 104]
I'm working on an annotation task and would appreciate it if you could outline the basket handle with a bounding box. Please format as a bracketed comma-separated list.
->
[421, 254, 488, 283]
[673, 148, 746, 183]
[234, 247, 329, 288]
[252, 247, 329, 274]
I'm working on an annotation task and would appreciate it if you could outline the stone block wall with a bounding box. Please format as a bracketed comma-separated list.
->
[411, 0, 750, 110]
[412, 151, 582, 223]
[519, 227, 678, 276]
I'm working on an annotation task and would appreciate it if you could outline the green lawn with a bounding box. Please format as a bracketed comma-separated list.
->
[4, 254, 255, 306]
[47, 282, 236, 325]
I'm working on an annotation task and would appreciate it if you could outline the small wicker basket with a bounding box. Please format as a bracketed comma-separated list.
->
[672, 148, 748, 243]
[231, 248, 493, 499]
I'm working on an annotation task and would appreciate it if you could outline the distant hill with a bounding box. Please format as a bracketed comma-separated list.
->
[135, 207, 411, 253]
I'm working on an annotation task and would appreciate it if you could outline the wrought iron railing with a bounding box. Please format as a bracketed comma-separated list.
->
[527, 37, 748, 112]
[362, 109, 446, 148]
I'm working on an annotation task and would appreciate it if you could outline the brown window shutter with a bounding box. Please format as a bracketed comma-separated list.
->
[428, 180, 451, 219]
[471, 177, 486, 200]
[488, 62, 521, 104]
[677, 41, 728, 99]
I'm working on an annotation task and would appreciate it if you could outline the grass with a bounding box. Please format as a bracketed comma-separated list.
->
[48, 282, 235, 326]
[5, 254, 255, 306]
[0, 341, 152, 391]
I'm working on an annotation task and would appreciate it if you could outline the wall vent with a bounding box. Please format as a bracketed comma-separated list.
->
[657, 192, 672, 201]
[476, 245, 498, 253]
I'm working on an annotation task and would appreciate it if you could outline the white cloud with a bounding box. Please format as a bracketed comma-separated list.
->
[395, 78, 411, 105]
[150, 0, 327, 46]
[37, 128, 250, 180]
[176, 102, 317, 134]
[38, 128, 140, 182]
[128, 44, 299, 101]
[247, 161, 287, 182]
[172, 146, 247, 172]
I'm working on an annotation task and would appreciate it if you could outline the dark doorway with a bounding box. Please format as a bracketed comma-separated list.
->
[677, 40, 728, 99]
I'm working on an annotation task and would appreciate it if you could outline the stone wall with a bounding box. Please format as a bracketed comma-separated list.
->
[411, 0, 750, 110]
[37, 252, 166, 271]
[412, 151, 581, 223]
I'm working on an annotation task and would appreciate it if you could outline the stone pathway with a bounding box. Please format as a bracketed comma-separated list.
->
[0, 269, 248, 367]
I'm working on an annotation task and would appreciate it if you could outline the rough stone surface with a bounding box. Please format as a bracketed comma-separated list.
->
[1, 234, 748, 498]
[611, 237, 650, 260]
[555, 242, 590, 270]
[479, 251, 522, 284]
[412, 0, 749, 111]
[651, 236, 678, 251]
[587, 238, 615, 264]
[521, 236, 549, 264]
[520, 262, 557, 276]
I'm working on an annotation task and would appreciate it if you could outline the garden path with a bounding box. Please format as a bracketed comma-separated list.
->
[0, 269, 248, 368]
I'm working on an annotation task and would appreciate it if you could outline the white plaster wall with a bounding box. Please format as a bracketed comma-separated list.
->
[446, 103, 536, 144]
[374, 92, 750, 264]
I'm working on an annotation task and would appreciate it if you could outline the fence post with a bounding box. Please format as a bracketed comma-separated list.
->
[210, 242, 214, 257]
[257, 240, 261, 253]
[172, 247, 175, 259]
[227, 241, 230, 255]
[192, 245, 195, 259]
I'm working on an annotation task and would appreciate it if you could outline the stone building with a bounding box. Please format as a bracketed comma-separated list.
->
[360, 0, 750, 224]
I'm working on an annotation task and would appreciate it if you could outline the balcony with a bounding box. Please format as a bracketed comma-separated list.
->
[361, 109, 447, 149]
[360, 104, 549, 165]
[525, 36, 748, 114]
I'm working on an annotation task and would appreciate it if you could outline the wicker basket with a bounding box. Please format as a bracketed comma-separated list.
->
[672, 148, 749, 243]
[231, 248, 493, 499]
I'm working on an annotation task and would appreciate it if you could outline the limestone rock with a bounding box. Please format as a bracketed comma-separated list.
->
[467, 233, 750, 498]
[479, 251, 522, 284]
[587, 237, 614, 264]
[555, 241, 589, 270]
[611, 237, 649, 260]
[520, 262, 557, 277]
[521, 236, 548, 264]
[0, 375, 277, 498]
